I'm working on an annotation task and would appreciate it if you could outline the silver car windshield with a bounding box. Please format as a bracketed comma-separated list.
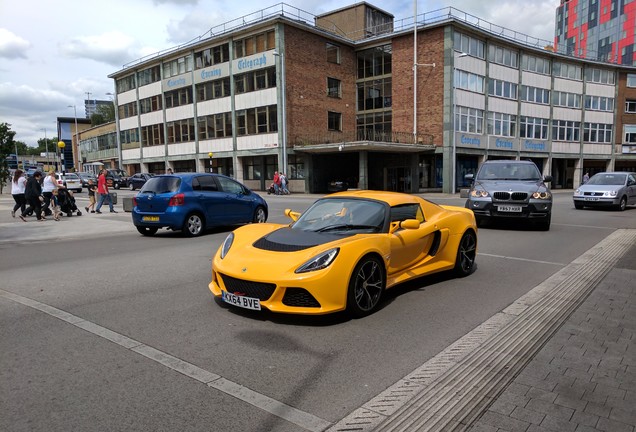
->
[586, 173, 626, 186]
[476, 164, 541, 181]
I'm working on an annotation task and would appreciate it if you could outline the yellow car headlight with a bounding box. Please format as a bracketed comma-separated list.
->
[295, 248, 339, 273]
[220, 232, 234, 259]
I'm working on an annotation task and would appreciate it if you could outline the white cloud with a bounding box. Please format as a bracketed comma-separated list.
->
[0, 28, 31, 59]
[58, 31, 141, 67]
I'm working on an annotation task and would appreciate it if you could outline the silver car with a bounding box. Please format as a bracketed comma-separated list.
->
[573, 172, 636, 211]
[465, 160, 553, 230]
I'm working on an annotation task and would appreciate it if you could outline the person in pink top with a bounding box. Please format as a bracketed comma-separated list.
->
[94, 169, 117, 213]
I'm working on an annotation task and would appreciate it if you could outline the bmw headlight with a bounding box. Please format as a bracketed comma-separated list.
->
[220, 232, 234, 259]
[295, 248, 339, 273]
[470, 189, 490, 198]
[532, 191, 551, 199]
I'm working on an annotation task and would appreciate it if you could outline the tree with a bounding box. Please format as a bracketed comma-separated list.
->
[0, 122, 18, 193]
[91, 102, 115, 126]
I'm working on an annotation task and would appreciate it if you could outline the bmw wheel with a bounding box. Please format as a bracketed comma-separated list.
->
[137, 226, 158, 236]
[183, 213, 204, 237]
[347, 256, 385, 318]
[454, 230, 477, 277]
[253, 206, 267, 223]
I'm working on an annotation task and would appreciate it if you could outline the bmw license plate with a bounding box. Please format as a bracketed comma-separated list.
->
[222, 291, 261, 310]
[498, 205, 522, 212]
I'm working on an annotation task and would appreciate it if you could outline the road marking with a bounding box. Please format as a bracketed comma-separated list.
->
[478, 252, 566, 266]
[0, 289, 332, 432]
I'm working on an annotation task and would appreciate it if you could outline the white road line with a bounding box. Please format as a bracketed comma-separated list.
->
[0, 289, 332, 432]
[478, 252, 567, 266]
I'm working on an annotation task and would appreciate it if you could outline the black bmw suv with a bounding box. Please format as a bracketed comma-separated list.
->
[465, 160, 553, 230]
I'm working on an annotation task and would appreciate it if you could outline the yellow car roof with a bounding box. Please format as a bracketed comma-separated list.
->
[327, 190, 422, 207]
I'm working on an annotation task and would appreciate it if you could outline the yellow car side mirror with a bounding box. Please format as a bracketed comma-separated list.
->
[284, 208, 301, 221]
[389, 218, 420, 234]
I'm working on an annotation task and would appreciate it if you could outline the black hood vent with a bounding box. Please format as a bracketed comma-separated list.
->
[253, 228, 346, 252]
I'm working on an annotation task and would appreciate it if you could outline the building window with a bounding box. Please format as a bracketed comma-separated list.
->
[356, 111, 392, 140]
[553, 62, 582, 80]
[488, 44, 518, 68]
[586, 68, 616, 85]
[141, 123, 164, 147]
[163, 55, 193, 78]
[233, 30, 275, 59]
[137, 65, 161, 87]
[118, 101, 138, 119]
[520, 85, 550, 104]
[521, 54, 551, 75]
[197, 112, 232, 140]
[552, 91, 581, 108]
[327, 77, 342, 98]
[454, 32, 485, 59]
[552, 120, 580, 141]
[626, 100, 636, 113]
[455, 106, 484, 134]
[165, 87, 193, 109]
[326, 43, 340, 64]
[287, 154, 305, 179]
[166, 118, 195, 144]
[455, 70, 485, 93]
[328, 111, 342, 131]
[196, 77, 231, 102]
[357, 44, 392, 79]
[584, 95, 614, 112]
[488, 78, 518, 99]
[487, 112, 516, 137]
[242, 156, 262, 180]
[194, 43, 229, 69]
[236, 105, 277, 136]
[356, 78, 391, 110]
[120, 128, 140, 150]
[139, 95, 162, 114]
[584, 123, 612, 143]
[116, 75, 136, 93]
[234, 67, 276, 94]
[624, 125, 636, 143]
[520, 116, 549, 140]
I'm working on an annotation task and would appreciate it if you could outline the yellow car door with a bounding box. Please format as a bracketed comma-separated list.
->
[387, 204, 437, 274]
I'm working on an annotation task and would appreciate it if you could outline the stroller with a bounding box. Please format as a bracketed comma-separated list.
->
[267, 183, 276, 195]
[57, 188, 82, 217]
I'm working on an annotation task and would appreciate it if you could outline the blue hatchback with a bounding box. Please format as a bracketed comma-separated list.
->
[132, 173, 268, 237]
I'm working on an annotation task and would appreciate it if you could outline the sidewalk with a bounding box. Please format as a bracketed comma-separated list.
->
[467, 245, 636, 432]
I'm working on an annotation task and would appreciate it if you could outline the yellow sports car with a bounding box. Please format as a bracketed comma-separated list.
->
[209, 191, 477, 317]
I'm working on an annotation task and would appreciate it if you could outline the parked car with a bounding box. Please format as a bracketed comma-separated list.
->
[105, 169, 129, 189]
[129, 173, 155, 190]
[132, 173, 268, 237]
[77, 172, 97, 188]
[465, 160, 553, 230]
[327, 180, 349, 192]
[573, 172, 636, 211]
[209, 190, 477, 317]
[56, 173, 82, 193]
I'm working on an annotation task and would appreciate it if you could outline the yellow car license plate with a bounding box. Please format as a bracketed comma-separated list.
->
[142, 216, 159, 222]
[222, 291, 261, 310]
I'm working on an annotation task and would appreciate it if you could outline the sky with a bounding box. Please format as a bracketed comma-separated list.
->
[0, 0, 558, 147]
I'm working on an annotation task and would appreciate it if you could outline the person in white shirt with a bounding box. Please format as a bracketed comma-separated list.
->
[42, 169, 64, 217]
[11, 169, 27, 217]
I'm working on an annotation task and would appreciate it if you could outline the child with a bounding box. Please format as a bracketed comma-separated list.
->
[51, 189, 62, 221]
[85, 179, 97, 213]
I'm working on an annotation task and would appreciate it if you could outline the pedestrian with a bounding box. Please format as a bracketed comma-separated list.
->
[167, 167, 173, 174]
[273, 171, 281, 195]
[51, 189, 62, 221]
[85, 179, 97, 213]
[42, 169, 62, 217]
[20, 171, 45, 222]
[583, 171, 590, 184]
[95, 169, 117, 213]
[280, 172, 289, 195]
[11, 169, 27, 217]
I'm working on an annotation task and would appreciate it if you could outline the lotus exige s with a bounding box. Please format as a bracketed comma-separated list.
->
[209, 191, 477, 317]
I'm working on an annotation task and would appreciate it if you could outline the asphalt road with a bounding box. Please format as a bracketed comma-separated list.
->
[1, 189, 635, 431]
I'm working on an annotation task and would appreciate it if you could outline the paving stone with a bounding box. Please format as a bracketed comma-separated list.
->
[526, 387, 558, 403]
[584, 401, 611, 419]
[510, 406, 545, 425]
[506, 382, 531, 397]
[526, 398, 575, 421]
[596, 417, 633, 432]
[539, 414, 577, 432]
[489, 399, 517, 416]
[477, 411, 531, 432]
[554, 393, 588, 411]
[515, 374, 557, 393]
[466, 423, 499, 432]
[574, 424, 601, 432]
[610, 407, 636, 426]
[571, 409, 600, 428]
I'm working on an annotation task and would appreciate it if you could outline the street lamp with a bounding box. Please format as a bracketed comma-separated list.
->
[68, 104, 78, 172]
[208, 152, 214, 173]
[451, 52, 469, 193]
[57, 141, 66, 172]
[273, 51, 287, 173]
